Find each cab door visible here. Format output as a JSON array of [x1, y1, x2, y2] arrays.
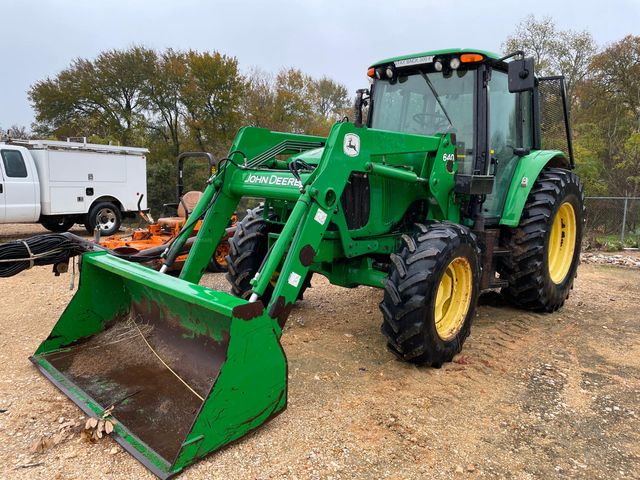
[[482, 69, 533, 221], [0, 148, 39, 222]]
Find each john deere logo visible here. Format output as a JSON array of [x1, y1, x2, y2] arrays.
[[244, 174, 302, 188], [343, 134, 360, 157]]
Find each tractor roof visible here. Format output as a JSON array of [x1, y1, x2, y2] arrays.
[[371, 48, 500, 68]]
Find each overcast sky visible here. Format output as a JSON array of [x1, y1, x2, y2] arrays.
[[1, 0, 638, 130]]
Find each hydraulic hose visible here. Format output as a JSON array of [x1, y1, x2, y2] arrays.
[[0, 226, 235, 279], [0, 234, 86, 278]]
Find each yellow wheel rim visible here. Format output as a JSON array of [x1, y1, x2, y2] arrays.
[[434, 257, 473, 341], [547, 202, 577, 284]]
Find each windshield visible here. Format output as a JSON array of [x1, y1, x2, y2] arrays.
[[370, 70, 475, 174]]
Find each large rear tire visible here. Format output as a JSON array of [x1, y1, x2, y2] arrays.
[[498, 168, 584, 312], [379, 222, 481, 367], [226, 206, 310, 303]]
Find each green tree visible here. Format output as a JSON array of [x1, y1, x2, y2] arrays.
[[242, 67, 276, 128], [576, 35, 640, 195], [146, 158, 176, 217], [572, 122, 608, 195], [28, 46, 351, 214], [271, 68, 315, 133], [313, 77, 350, 120], [144, 49, 188, 157], [29, 46, 156, 145], [181, 51, 245, 156], [621, 133, 640, 196], [588, 35, 640, 130]]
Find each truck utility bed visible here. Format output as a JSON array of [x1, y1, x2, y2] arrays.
[[12, 140, 148, 216], [0, 139, 148, 232]]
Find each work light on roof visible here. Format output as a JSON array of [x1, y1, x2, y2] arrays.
[[385, 66, 395, 79]]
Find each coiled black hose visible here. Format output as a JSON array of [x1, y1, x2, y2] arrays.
[[0, 229, 219, 278], [0, 234, 86, 278]]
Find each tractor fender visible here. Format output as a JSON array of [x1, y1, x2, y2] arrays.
[[499, 150, 568, 227]]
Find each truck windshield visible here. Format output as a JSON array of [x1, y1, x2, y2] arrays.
[[370, 70, 475, 174]]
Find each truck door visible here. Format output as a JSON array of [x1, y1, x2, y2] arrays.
[[0, 162, 5, 222], [0, 148, 39, 222]]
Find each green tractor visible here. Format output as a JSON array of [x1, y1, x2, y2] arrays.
[[31, 48, 583, 478]]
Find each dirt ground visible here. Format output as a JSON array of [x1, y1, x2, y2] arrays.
[[0, 224, 638, 479]]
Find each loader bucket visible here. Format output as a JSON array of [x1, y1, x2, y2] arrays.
[[31, 251, 287, 479]]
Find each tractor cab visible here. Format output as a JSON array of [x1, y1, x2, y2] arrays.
[[363, 48, 573, 226]]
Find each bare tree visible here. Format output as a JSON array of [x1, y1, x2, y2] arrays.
[[1, 125, 31, 139], [503, 15, 558, 75], [504, 15, 597, 108]]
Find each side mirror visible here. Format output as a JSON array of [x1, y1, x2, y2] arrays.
[[354, 88, 369, 128], [508, 57, 535, 92]]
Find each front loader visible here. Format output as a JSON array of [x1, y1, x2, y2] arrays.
[[31, 48, 584, 478]]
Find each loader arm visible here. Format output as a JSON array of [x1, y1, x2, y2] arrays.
[[181, 123, 451, 332]]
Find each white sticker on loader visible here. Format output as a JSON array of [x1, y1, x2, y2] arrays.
[[343, 133, 360, 157], [314, 209, 328, 225], [288, 271, 301, 288]]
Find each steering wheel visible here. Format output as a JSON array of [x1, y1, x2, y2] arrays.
[[412, 112, 450, 131]]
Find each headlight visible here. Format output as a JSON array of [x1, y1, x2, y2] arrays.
[[385, 66, 395, 79], [434, 60, 443, 72], [449, 57, 461, 70]]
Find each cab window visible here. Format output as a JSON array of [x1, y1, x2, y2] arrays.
[[371, 69, 476, 175], [1, 150, 28, 178]]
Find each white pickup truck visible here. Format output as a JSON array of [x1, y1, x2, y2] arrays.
[[0, 139, 148, 235]]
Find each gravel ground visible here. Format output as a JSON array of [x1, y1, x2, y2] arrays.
[[0, 224, 638, 479]]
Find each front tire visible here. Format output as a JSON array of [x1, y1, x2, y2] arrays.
[[41, 216, 75, 233], [85, 202, 122, 236], [498, 168, 584, 312], [226, 206, 273, 299], [380, 223, 481, 367], [226, 206, 310, 304]]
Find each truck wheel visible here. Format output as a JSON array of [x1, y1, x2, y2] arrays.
[[379, 223, 481, 367], [85, 202, 122, 236], [499, 168, 584, 312], [226, 206, 310, 304], [207, 240, 230, 272], [41, 216, 75, 233]]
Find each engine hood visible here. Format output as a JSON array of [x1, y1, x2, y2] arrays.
[[288, 147, 324, 165]]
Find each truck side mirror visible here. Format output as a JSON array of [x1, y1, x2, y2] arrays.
[[508, 57, 535, 92]]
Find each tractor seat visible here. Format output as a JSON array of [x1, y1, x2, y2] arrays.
[[157, 191, 203, 228]]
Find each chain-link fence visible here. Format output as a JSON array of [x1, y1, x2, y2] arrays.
[[584, 197, 640, 248]]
